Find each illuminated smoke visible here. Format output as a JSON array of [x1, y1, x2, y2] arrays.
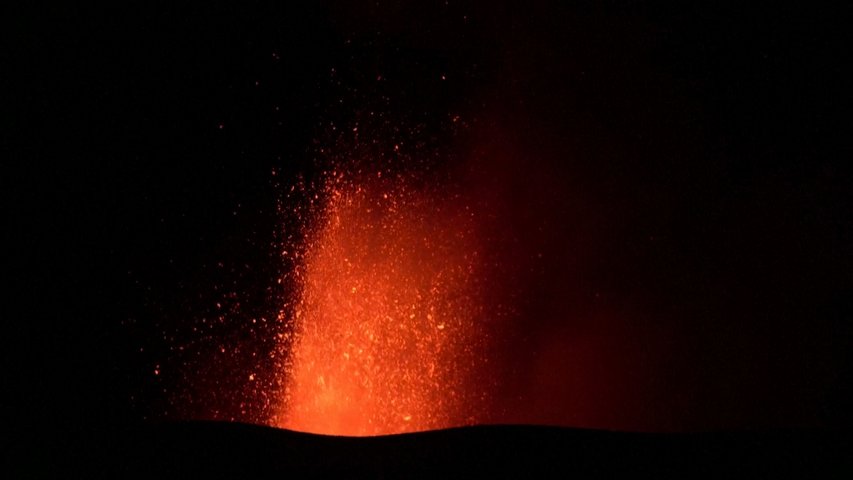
[[273, 166, 491, 436]]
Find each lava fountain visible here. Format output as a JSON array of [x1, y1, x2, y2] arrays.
[[274, 167, 492, 436]]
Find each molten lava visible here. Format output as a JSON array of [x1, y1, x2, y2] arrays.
[[274, 169, 490, 436]]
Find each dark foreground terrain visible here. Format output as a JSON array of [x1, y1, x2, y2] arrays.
[[13, 422, 852, 477]]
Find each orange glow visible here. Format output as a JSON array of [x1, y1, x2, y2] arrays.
[[273, 169, 489, 436]]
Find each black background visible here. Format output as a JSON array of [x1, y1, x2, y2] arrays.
[[4, 0, 851, 461]]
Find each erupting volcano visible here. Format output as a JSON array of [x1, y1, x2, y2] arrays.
[[273, 166, 493, 436]]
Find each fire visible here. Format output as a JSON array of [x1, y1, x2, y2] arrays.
[[273, 168, 489, 436]]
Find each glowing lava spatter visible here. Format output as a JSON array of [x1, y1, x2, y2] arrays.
[[274, 168, 490, 436]]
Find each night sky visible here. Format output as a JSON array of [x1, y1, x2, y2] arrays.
[[5, 0, 851, 451]]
